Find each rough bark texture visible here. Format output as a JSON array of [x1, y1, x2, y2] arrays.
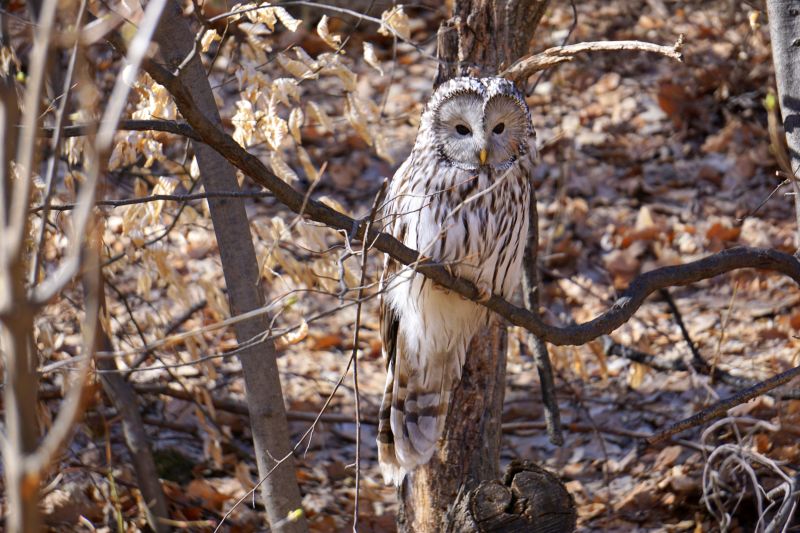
[[398, 322, 508, 531], [1, 308, 41, 533], [436, 0, 549, 78], [448, 461, 575, 532], [400, 2, 575, 531], [152, 3, 307, 531], [768, 2, 800, 175]]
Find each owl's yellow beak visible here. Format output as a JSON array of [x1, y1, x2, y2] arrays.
[[479, 148, 488, 165]]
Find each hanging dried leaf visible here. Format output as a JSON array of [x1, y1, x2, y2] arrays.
[[378, 6, 411, 40], [307, 101, 333, 133], [296, 146, 321, 182], [273, 6, 302, 32], [272, 77, 300, 105], [200, 29, 221, 53], [362, 42, 383, 75], [277, 52, 316, 80], [269, 152, 299, 184], [317, 15, 341, 50], [345, 93, 372, 146], [231, 99, 259, 146], [321, 57, 357, 92], [288, 107, 304, 144], [261, 113, 288, 151], [275, 319, 309, 350]]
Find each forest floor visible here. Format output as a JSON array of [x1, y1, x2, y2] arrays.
[[22, 1, 800, 531]]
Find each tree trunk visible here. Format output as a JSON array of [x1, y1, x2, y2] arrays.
[[767, 0, 800, 253], [398, 321, 508, 532], [93, 278, 170, 533], [399, 2, 576, 531], [151, 4, 308, 531], [1, 3, 45, 530]]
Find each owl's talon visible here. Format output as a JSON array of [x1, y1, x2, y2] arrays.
[[475, 280, 493, 303]]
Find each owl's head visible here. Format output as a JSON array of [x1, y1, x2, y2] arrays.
[[421, 76, 534, 171]]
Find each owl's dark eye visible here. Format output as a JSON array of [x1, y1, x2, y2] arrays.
[[455, 124, 471, 136], [493, 123, 505, 134]]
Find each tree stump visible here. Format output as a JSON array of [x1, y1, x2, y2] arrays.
[[448, 461, 577, 533]]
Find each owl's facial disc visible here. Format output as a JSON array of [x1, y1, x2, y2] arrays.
[[483, 94, 529, 167], [432, 92, 486, 169]]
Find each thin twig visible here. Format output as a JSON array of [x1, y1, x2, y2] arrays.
[[29, 190, 273, 213], [522, 189, 562, 445], [350, 179, 387, 532], [29, 0, 87, 286], [659, 288, 707, 370], [40, 119, 202, 140], [647, 363, 800, 444], [710, 281, 739, 385]]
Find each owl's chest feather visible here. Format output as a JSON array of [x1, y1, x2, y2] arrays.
[[393, 161, 529, 292]]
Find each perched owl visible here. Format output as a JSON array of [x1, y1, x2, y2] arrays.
[[377, 76, 536, 485]]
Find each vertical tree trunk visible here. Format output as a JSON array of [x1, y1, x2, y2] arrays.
[[151, 3, 308, 531], [1, 3, 47, 530], [93, 278, 170, 533], [767, 0, 800, 251], [400, 2, 575, 531], [398, 322, 508, 531], [1, 307, 41, 533]]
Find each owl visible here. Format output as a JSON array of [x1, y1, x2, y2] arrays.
[[377, 76, 536, 485]]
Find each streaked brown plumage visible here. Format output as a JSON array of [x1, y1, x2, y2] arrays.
[[377, 77, 536, 485]]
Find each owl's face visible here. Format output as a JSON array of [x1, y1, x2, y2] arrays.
[[425, 77, 533, 171]]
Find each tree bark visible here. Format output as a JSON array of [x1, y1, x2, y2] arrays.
[[398, 321, 508, 532], [1, 3, 46, 531], [447, 461, 575, 532], [767, 0, 800, 251], [151, 3, 308, 531], [93, 278, 170, 533], [437, 0, 550, 79], [400, 2, 575, 531]]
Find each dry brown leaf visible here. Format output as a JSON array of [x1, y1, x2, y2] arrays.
[[316, 15, 341, 50]]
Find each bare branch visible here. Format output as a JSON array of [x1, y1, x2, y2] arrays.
[[30, 0, 168, 307], [501, 36, 684, 83], [6, 0, 58, 257], [41, 119, 202, 141], [30, 190, 273, 213], [647, 363, 800, 445], [30, 0, 86, 286], [522, 190, 562, 445], [351, 179, 386, 532], [27, 242, 99, 494]]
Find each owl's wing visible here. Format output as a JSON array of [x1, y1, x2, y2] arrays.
[[377, 159, 412, 485], [377, 157, 412, 370], [379, 258, 398, 371]]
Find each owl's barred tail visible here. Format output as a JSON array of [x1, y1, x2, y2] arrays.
[[377, 351, 455, 486]]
